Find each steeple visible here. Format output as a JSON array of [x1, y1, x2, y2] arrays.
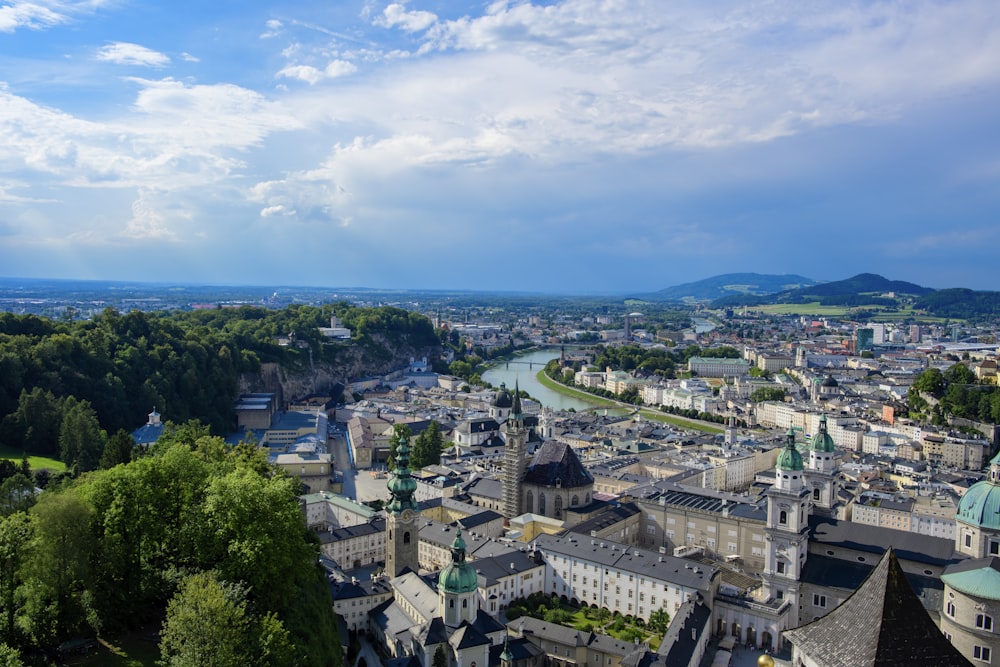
[[438, 527, 479, 627], [387, 434, 419, 514], [385, 433, 420, 577], [502, 381, 528, 519]]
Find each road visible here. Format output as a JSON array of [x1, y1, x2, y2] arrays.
[[329, 431, 388, 503]]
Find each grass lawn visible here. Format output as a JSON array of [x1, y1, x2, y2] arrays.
[[0, 443, 66, 472], [754, 303, 849, 316], [65, 633, 160, 667]]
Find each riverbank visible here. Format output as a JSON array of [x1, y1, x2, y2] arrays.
[[535, 370, 724, 435]]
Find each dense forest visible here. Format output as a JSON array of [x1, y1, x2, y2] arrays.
[[908, 364, 1000, 425], [0, 304, 437, 472], [0, 425, 342, 665]]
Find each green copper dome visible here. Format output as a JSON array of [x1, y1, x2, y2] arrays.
[[776, 428, 804, 471], [957, 453, 1000, 530], [811, 415, 836, 453], [438, 528, 479, 594]]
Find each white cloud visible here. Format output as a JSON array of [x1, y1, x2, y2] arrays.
[[375, 2, 437, 33], [277, 59, 358, 84], [97, 42, 170, 68], [121, 191, 176, 240], [0, 2, 64, 32]]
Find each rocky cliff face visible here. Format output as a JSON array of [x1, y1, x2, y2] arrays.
[[238, 339, 438, 405]]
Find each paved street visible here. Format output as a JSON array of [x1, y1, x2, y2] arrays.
[[330, 431, 388, 503]]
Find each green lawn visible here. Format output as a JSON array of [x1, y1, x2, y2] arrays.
[[0, 444, 66, 472], [65, 633, 160, 667]]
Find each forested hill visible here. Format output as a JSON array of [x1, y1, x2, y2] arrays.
[[638, 273, 818, 302], [0, 303, 438, 472]]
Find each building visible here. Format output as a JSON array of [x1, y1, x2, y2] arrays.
[[687, 357, 752, 378], [502, 389, 595, 521], [385, 434, 421, 578]]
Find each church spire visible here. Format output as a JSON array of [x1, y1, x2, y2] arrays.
[[387, 433, 418, 514]]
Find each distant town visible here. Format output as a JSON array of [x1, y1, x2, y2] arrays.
[[3, 273, 997, 666]]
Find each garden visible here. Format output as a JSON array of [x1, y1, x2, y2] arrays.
[[505, 593, 670, 651]]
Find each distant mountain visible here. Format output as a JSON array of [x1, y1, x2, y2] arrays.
[[712, 273, 934, 308], [638, 273, 819, 302], [782, 273, 933, 298]]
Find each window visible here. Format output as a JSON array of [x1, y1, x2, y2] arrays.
[[779, 510, 788, 525], [404, 531, 411, 544], [646, 526, 656, 535], [813, 594, 827, 608], [813, 488, 820, 500], [947, 601, 956, 618], [966, 534, 973, 548], [977, 614, 994, 631], [777, 562, 785, 574], [991, 541, 1000, 556], [974, 646, 991, 662]]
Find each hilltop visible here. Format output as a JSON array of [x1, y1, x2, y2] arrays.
[[637, 273, 819, 302]]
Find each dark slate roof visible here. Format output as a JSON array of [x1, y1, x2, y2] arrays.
[[416, 617, 450, 645], [800, 553, 944, 613], [523, 441, 594, 488], [472, 551, 542, 586], [471, 608, 506, 636], [566, 503, 640, 537], [808, 516, 961, 567], [662, 598, 711, 665], [386, 656, 422, 667], [489, 637, 543, 664], [784, 549, 972, 667], [450, 622, 491, 649]]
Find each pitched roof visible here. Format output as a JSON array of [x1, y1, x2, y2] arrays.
[[784, 549, 972, 667], [523, 441, 594, 488], [449, 622, 491, 650]]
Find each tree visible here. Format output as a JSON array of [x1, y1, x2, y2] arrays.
[[912, 368, 945, 397], [411, 421, 443, 469], [0, 474, 35, 516], [0, 512, 35, 646], [19, 490, 95, 644], [99, 429, 135, 469], [159, 571, 253, 667], [433, 645, 448, 667], [387, 424, 412, 472], [750, 387, 787, 403], [59, 397, 106, 472], [0, 644, 23, 667], [648, 608, 670, 634]]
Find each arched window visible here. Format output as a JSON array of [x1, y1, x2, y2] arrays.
[[526, 490, 534, 513], [555, 495, 564, 519], [450, 599, 454, 608], [779, 510, 788, 525], [812, 488, 820, 501], [572, 495, 580, 507], [463, 599, 468, 608], [539, 493, 546, 516], [404, 531, 411, 544], [586, 493, 590, 504]]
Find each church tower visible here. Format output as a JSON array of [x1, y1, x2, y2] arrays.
[[386, 434, 420, 577], [438, 528, 480, 627], [763, 428, 810, 628], [502, 383, 527, 519], [804, 414, 839, 515]]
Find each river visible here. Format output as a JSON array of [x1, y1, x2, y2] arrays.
[[481, 348, 599, 412]]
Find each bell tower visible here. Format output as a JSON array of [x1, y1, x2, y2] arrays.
[[502, 383, 527, 519], [385, 434, 420, 577], [763, 428, 810, 628]]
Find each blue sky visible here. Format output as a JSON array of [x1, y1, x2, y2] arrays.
[[1, 0, 998, 294]]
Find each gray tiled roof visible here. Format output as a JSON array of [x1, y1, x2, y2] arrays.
[[533, 533, 717, 591], [784, 549, 971, 667], [523, 441, 594, 488]]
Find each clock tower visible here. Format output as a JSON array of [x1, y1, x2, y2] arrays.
[[386, 434, 420, 577]]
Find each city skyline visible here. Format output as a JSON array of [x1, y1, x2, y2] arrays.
[[1, 0, 999, 293]]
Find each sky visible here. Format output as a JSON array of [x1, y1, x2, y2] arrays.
[[1, 0, 999, 294]]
